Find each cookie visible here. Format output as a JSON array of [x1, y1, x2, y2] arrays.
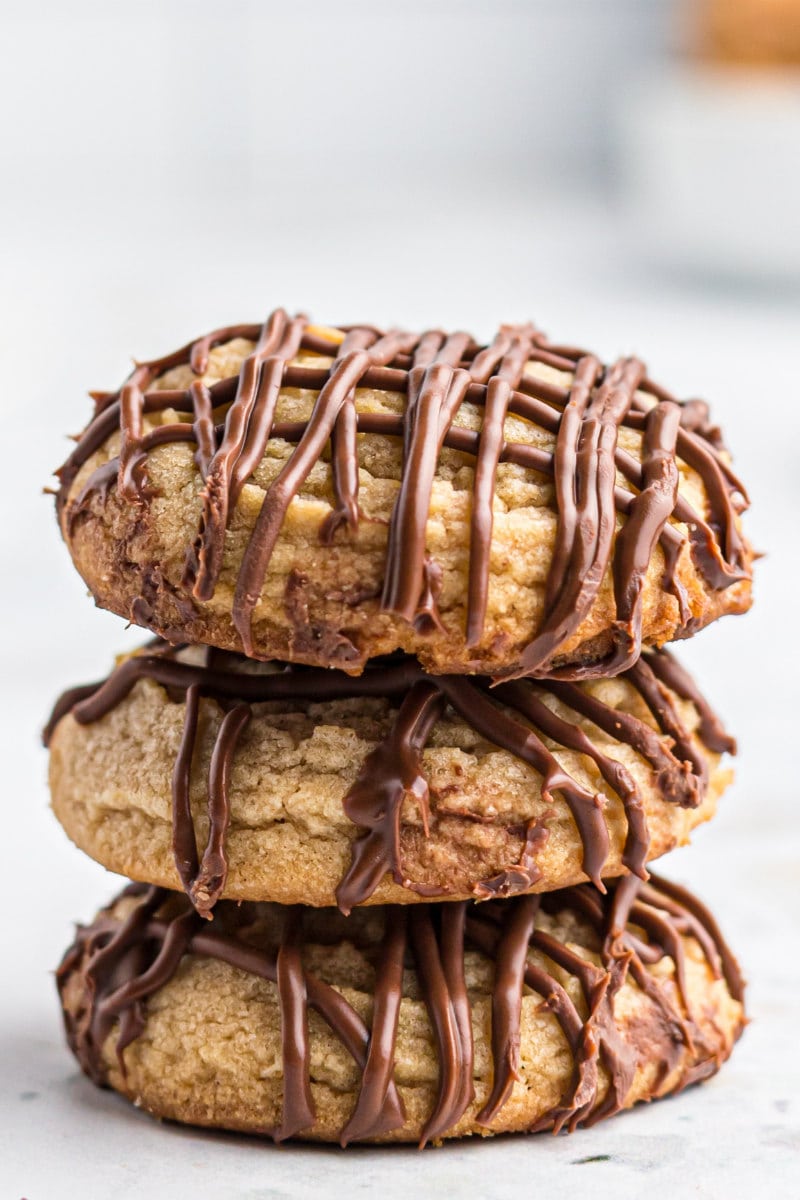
[[55, 313, 752, 678], [46, 642, 734, 914], [56, 873, 745, 1146]]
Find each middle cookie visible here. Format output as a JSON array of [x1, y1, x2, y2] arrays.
[[46, 643, 733, 914]]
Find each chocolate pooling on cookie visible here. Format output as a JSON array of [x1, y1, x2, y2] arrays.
[[55, 312, 749, 678], [56, 875, 744, 1145], [45, 643, 733, 917]]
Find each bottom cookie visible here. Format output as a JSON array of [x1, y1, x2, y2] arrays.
[[57, 875, 745, 1146]]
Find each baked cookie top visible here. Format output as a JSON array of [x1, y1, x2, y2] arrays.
[[46, 641, 734, 914], [55, 312, 752, 677], [57, 875, 745, 1145]]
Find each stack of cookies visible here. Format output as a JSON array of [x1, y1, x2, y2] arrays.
[[47, 313, 751, 1145]]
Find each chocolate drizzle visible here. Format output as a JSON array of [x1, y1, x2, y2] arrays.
[[55, 312, 750, 678], [45, 642, 732, 916], [56, 875, 745, 1145]]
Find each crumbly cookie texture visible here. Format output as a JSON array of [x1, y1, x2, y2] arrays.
[[58, 320, 753, 676], [57, 881, 745, 1145], [48, 649, 731, 908]]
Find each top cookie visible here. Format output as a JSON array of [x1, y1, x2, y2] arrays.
[[56, 311, 753, 677]]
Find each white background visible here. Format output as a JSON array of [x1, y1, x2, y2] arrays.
[[1, 2, 798, 1197]]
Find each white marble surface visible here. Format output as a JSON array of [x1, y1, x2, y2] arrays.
[[1, 186, 799, 1198]]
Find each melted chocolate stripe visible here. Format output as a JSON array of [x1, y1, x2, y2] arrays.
[[118, 380, 148, 501], [409, 907, 473, 1146], [520, 957, 600, 1132], [437, 331, 475, 369], [43, 680, 104, 743], [46, 643, 730, 915], [673, 426, 746, 568], [466, 377, 511, 647], [275, 909, 315, 1141], [189, 324, 265, 374], [475, 326, 537, 386], [603, 400, 681, 674], [603, 869, 642, 948], [506, 358, 646, 679], [476, 895, 538, 1124], [190, 702, 251, 918], [171, 684, 201, 893], [340, 908, 409, 1145], [438, 903, 475, 1125], [628, 953, 695, 1059], [411, 329, 444, 367], [545, 355, 603, 610], [336, 683, 445, 914], [321, 388, 361, 545], [381, 363, 472, 623], [231, 353, 304, 502], [469, 329, 519, 383], [189, 381, 215, 479], [591, 981, 638, 1127]]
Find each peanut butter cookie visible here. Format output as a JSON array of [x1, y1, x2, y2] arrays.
[[55, 313, 752, 677], [57, 874, 745, 1145], [46, 642, 734, 913]]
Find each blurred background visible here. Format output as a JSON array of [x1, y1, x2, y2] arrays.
[[1, 1, 798, 1195]]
